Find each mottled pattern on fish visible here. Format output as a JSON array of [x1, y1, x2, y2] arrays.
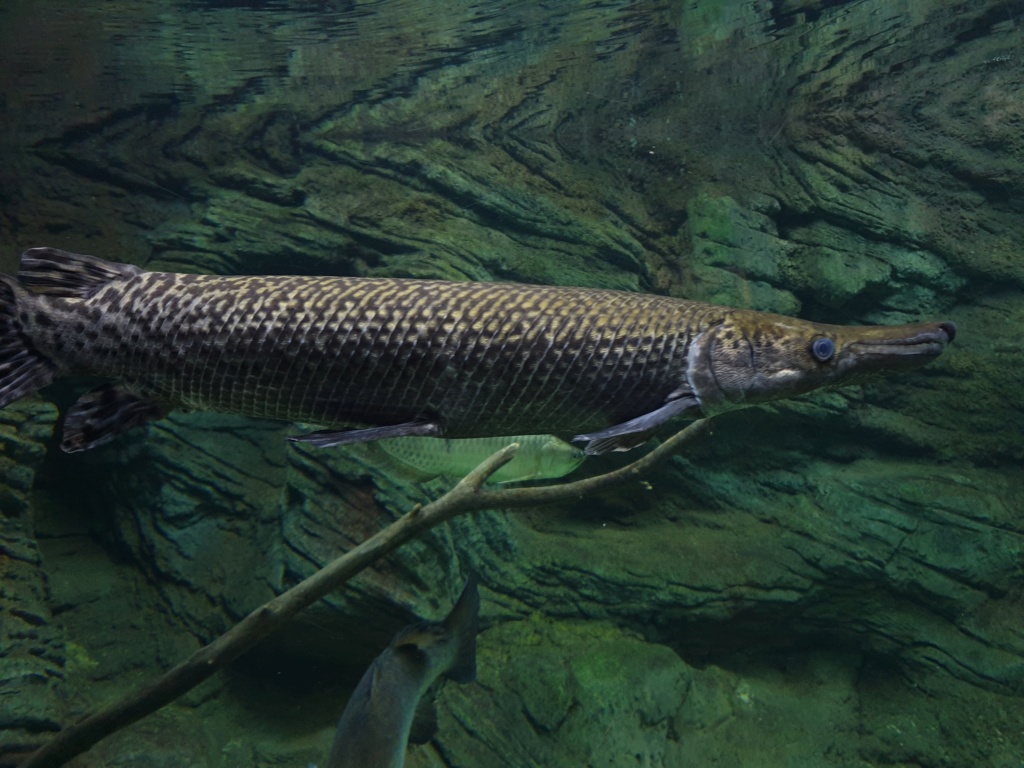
[[25, 270, 722, 436], [0, 247, 955, 454]]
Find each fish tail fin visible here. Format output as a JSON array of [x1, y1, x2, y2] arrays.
[[17, 247, 140, 298], [442, 576, 480, 684], [0, 275, 58, 408]]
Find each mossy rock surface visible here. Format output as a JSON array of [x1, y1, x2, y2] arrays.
[[1, 0, 1022, 765]]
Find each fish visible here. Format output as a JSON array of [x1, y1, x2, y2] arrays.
[[370, 434, 586, 484], [0, 247, 956, 455], [325, 578, 479, 768]]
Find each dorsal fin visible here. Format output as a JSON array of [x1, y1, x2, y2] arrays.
[[17, 247, 140, 299], [442, 577, 480, 684]]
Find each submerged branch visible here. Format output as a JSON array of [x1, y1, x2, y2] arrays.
[[20, 418, 712, 768]]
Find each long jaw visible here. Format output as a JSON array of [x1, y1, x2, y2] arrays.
[[836, 321, 957, 379]]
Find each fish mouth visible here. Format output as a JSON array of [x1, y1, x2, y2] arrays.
[[844, 321, 956, 371]]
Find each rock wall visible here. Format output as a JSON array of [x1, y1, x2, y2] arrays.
[[0, 403, 61, 765], [1, 0, 1022, 766]]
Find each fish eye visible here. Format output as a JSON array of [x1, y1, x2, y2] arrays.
[[811, 337, 835, 362]]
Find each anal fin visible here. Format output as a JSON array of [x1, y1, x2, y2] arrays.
[[573, 395, 698, 455], [288, 419, 442, 448], [61, 384, 165, 453]]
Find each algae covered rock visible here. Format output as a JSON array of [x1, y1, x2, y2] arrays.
[[0, 0, 1022, 766], [687, 190, 801, 315], [0, 401, 62, 764], [423, 619, 691, 767]]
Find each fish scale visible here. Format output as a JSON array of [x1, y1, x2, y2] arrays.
[[48, 272, 685, 432], [0, 247, 955, 454]]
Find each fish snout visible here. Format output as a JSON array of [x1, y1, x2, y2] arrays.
[[887, 321, 956, 346], [841, 320, 956, 374]]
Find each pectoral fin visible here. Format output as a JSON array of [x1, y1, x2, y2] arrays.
[[288, 419, 442, 448], [61, 384, 165, 453], [573, 395, 699, 455], [408, 691, 439, 745]]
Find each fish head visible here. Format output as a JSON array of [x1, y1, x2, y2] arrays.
[[537, 436, 587, 476], [686, 310, 956, 414], [390, 622, 449, 672], [387, 578, 480, 686]]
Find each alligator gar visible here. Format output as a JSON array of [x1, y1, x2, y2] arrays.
[[0, 247, 956, 454]]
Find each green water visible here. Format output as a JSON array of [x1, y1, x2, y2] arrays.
[[1, 1, 1022, 766]]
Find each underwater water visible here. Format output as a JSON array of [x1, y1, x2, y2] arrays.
[[1, 0, 1023, 766]]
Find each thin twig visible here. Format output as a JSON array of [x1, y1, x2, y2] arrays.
[[19, 418, 712, 768]]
